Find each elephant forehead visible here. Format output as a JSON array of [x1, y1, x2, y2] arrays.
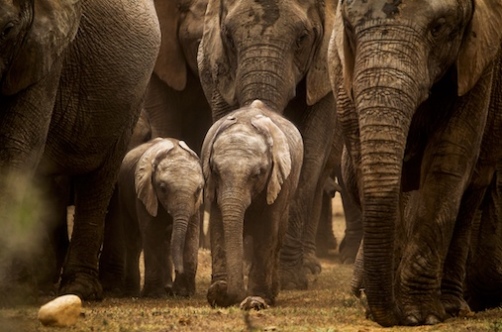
[[343, 0, 463, 25], [156, 156, 203, 180], [215, 128, 267, 150]]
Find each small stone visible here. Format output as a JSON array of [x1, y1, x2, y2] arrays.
[[37, 294, 82, 327]]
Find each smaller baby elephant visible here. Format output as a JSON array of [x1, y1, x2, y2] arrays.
[[117, 138, 204, 298], [202, 100, 304, 310]]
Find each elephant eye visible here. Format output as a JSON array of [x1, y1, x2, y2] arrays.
[[296, 30, 309, 48], [1, 22, 14, 39], [430, 17, 447, 37], [158, 182, 168, 194]]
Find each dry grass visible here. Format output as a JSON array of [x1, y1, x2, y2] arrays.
[[1, 198, 502, 331]]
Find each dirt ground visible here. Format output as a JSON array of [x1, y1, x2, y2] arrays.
[[1, 197, 502, 331]]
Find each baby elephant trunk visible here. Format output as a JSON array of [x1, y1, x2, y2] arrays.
[[170, 213, 190, 275]]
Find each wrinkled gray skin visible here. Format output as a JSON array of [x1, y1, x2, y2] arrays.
[[202, 101, 304, 309], [145, 0, 211, 153], [99, 109, 154, 296], [329, 0, 502, 326], [465, 161, 502, 311], [0, 0, 160, 304], [113, 138, 203, 298], [198, 0, 337, 291]]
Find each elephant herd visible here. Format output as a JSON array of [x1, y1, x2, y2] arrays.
[[1, 0, 502, 328]]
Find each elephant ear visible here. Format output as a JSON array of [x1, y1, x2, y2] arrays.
[[198, 0, 236, 106], [135, 139, 176, 216], [456, 0, 502, 96], [331, 2, 355, 101], [153, 0, 187, 91], [250, 108, 292, 205], [2, 0, 82, 95], [201, 114, 238, 203], [306, 0, 337, 106], [178, 140, 199, 159]]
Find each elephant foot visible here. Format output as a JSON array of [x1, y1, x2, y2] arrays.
[[339, 235, 360, 264], [441, 294, 473, 318], [207, 280, 244, 307], [142, 284, 168, 298], [280, 263, 308, 290], [303, 252, 322, 275], [170, 273, 196, 297], [59, 271, 103, 301], [399, 296, 446, 326], [239, 296, 270, 311]]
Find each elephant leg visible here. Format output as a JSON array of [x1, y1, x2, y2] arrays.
[[337, 168, 363, 265], [207, 204, 229, 307], [59, 145, 130, 300], [246, 213, 282, 307], [440, 185, 487, 317], [0, 63, 64, 306], [280, 94, 336, 289], [465, 169, 502, 311], [142, 218, 169, 298], [315, 187, 337, 258], [99, 186, 126, 296], [172, 213, 199, 297]]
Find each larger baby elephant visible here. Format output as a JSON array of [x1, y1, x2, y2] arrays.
[[117, 138, 204, 298], [202, 100, 304, 309]]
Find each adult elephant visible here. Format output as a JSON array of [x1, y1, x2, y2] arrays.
[[0, 0, 160, 304], [329, 0, 502, 326], [145, 0, 211, 153], [198, 0, 337, 290]]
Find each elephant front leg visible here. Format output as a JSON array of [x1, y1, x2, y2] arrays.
[[245, 211, 285, 309], [280, 95, 336, 289], [59, 147, 127, 300], [397, 161, 477, 324]]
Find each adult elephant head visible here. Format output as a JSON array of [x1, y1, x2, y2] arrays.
[[198, 0, 337, 292], [198, 0, 334, 117], [329, 0, 502, 327]]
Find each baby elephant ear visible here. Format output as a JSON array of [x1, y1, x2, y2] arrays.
[[201, 115, 238, 203], [2, 0, 82, 95], [251, 114, 292, 205], [178, 141, 199, 158], [135, 139, 175, 216]]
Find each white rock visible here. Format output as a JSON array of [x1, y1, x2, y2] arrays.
[[37, 294, 82, 327]]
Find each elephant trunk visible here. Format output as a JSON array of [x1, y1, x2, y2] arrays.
[[170, 209, 191, 275], [352, 22, 429, 327], [219, 194, 247, 304], [236, 42, 295, 112]]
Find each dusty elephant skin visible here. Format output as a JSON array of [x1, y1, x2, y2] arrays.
[[103, 138, 204, 298], [201, 100, 304, 309], [329, 0, 502, 327], [0, 0, 160, 305], [198, 0, 338, 291]]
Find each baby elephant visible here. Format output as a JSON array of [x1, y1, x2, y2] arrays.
[[118, 138, 204, 298], [202, 100, 304, 309]]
